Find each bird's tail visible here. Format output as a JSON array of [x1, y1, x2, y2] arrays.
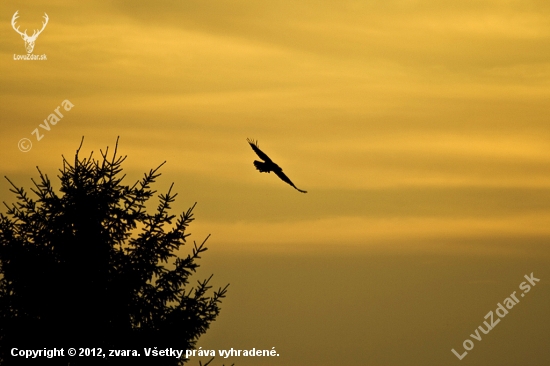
[[253, 160, 271, 173]]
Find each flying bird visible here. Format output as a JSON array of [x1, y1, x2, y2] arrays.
[[247, 138, 307, 193]]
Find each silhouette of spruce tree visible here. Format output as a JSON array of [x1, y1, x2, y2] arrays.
[[0, 139, 228, 366]]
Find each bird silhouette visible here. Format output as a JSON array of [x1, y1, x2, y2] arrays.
[[247, 138, 307, 193]]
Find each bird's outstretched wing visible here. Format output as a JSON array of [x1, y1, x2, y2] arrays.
[[247, 138, 272, 163], [274, 170, 307, 193]]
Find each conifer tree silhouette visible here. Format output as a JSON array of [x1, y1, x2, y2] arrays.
[[0, 139, 229, 366]]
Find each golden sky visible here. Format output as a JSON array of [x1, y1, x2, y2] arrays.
[[1, 0, 549, 365]]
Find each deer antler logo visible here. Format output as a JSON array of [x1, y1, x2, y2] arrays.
[[11, 11, 49, 54]]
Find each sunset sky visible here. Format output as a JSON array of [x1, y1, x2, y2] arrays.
[[1, 0, 549, 365]]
